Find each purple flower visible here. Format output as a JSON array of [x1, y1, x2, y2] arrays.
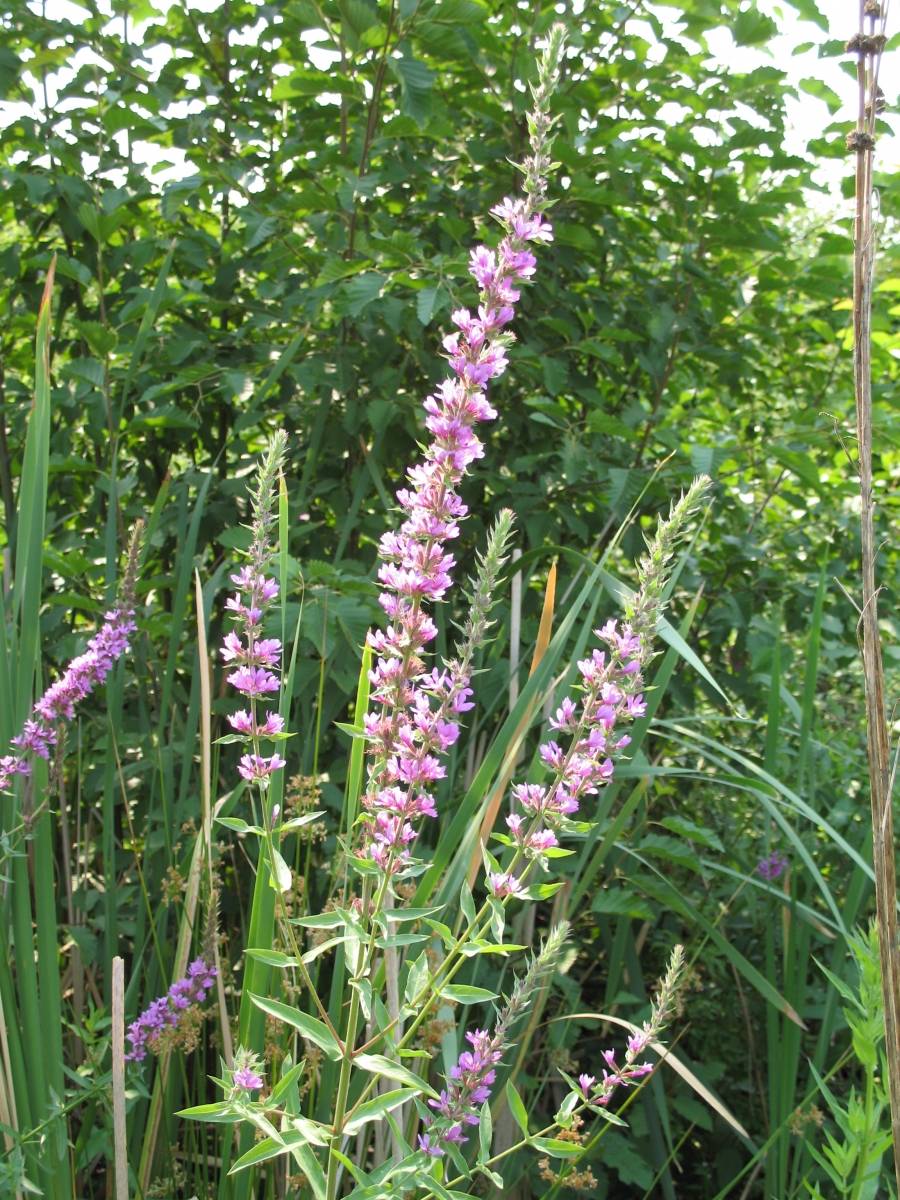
[[228, 711, 285, 738], [11, 720, 56, 760], [510, 617, 648, 842], [487, 872, 522, 898], [220, 444, 289, 796], [356, 184, 560, 878], [577, 1074, 595, 1098], [233, 1067, 263, 1092], [227, 666, 280, 696], [1, 529, 142, 793], [424, 1026, 506, 1153], [238, 753, 286, 783], [418, 1133, 443, 1157], [757, 852, 788, 881], [126, 959, 217, 1063]]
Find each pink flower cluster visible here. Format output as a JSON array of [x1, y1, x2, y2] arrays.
[[0, 601, 137, 792], [489, 618, 648, 893], [233, 1066, 263, 1091], [361, 198, 555, 875], [757, 851, 788, 881], [125, 958, 217, 1062], [576, 1028, 655, 1109], [419, 1028, 503, 1156], [223, 565, 285, 784]]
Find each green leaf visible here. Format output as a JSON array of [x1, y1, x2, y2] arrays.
[[785, 0, 829, 30], [302, 936, 348, 963], [269, 1061, 307, 1107], [230, 1136, 292, 1173], [73, 319, 117, 358], [315, 257, 372, 287], [245, 215, 278, 250], [292, 1144, 326, 1200], [440, 985, 498, 1005], [799, 77, 842, 115], [416, 285, 447, 325], [375, 933, 428, 949], [354, 1053, 437, 1097], [591, 888, 655, 920], [478, 1100, 492, 1164], [384, 905, 447, 923], [459, 881, 476, 927], [178, 1101, 237, 1123], [463, 942, 527, 955], [344, 1089, 418, 1135], [392, 56, 434, 128], [249, 995, 342, 1060], [812, 957, 865, 1014], [268, 848, 293, 891], [277, 811, 325, 832], [506, 1081, 530, 1138], [216, 816, 264, 835], [530, 1137, 583, 1159], [291, 910, 351, 929], [404, 953, 429, 1005], [246, 949, 298, 969], [658, 815, 724, 853], [342, 272, 385, 316]]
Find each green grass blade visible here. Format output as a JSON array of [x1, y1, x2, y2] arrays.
[[764, 621, 781, 776], [797, 560, 826, 791], [12, 259, 54, 726], [657, 721, 871, 919], [31, 754, 71, 1199], [139, 464, 171, 571], [631, 856, 806, 1027], [344, 644, 372, 841]]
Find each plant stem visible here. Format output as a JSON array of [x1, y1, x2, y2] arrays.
[[850, 0, 900, 1187]]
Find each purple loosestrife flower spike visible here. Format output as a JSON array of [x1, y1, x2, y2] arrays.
[[222, 433, 287, 791], [506, 476, 712, 876], [125, 958, 217, 1062], [584, 945, 684, 1111], [0, 521, 144, 793], [359, 26, 568, 877], [422, 923, 569, 1154]]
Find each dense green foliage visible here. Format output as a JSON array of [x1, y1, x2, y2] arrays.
[[1, 0, 900, 1195]]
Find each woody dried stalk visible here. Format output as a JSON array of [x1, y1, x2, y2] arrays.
[[849, 0, 900, 1185]]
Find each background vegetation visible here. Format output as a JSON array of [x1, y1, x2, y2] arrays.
[[0, 0, 899, 1194]]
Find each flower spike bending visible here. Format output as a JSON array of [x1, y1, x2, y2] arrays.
[[421, 923, 570, 1155], [0, 520, 144, 792], [503, 476, 713, 875]]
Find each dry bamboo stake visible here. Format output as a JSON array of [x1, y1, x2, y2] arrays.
[[112, 955, 128, 1200], [849, 0, 900, 1185]]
